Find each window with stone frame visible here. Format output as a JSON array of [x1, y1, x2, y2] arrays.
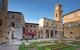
[[68, 24, 72, 27], [26, 30, 28, 32], [78, 22, 80, 26], [34, 25, 36, 27], [56, 13, 57, 17], [52, 24, 55, 27], [74, 22, 78, 27], [34, 30, 36, 32], [46, 23, 49, 27], [11, 22, 15, 27], [12, 14, 15, 18], [55, 31, 57, 35], [70, 32, 73, 34], [75, 37, 78, 40], [78, 36, 80, 38], [11, 33, 14, 39], [41, 30, 43, 33], [26, 25, 28, 27], [0, 19, 2, 26], [30, 30, 32, 32], [30, 25, 32, 27]]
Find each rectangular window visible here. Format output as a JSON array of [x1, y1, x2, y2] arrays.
[[26, 25, 28, 27], [34, 25, 36, 27], [78, 23, 80, 26], [30, 30, 32, 32], [52, 24, 55, 27], [34, 30, 35, 32], [26, 30, 28, 32], [70, 32, 73, 34], [0, 20, 2, 26], [68, 24, 73, 27], [46, 23, 49, 27], [56, 13, 57, 17], [12, 14, 15, 18], [11, 23, 15, 27], [31, 25, 32, 27], [78, 22, 80, 26]]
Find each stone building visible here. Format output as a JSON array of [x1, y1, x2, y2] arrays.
[[0, 0, 8, 43], [63, 9, 80, 23], [55, 3, 62, 22], [39, 17, 63, 39], [63, 9, 80, 40], [23, 23, 39, 40], [7, 11, 25, 41], [39, 3, 63, 40]]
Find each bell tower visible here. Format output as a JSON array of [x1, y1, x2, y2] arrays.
[[55, 2, 62, 22]]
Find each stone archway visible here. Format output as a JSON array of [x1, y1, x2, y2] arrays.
[[55, 30, 57, 38], [11, 32, 14, 39], [46, 30, 49, 38], [8, 27, 15, 44], [50, 30, 54, 38]]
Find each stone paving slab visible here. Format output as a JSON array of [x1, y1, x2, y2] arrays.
[[0, 45, 18, 50]]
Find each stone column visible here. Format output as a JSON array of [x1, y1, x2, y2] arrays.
[[57, 31, 59, 39], [59, 31, 62, 39], [36, 32, 38, 39], [52, 31, 54, 38], [53, 30, 55, 39], [43, 30, 46, 39]]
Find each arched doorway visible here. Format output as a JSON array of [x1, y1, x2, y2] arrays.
[[11, 30, 15, 39], [11, 33, 14, 39], [55, 30, 57, 38], [46, 30, 49, 38], [51, 30, 54, 38]]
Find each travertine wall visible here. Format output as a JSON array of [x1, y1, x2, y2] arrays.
[[8, 11, 25, 40], [63, 10, 80, 23], [63, 10, 80, 40], [39, 17, 63, 39], [0, 0, 8, 43]]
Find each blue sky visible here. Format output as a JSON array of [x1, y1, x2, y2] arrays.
[[8, 0, 80, 23]]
